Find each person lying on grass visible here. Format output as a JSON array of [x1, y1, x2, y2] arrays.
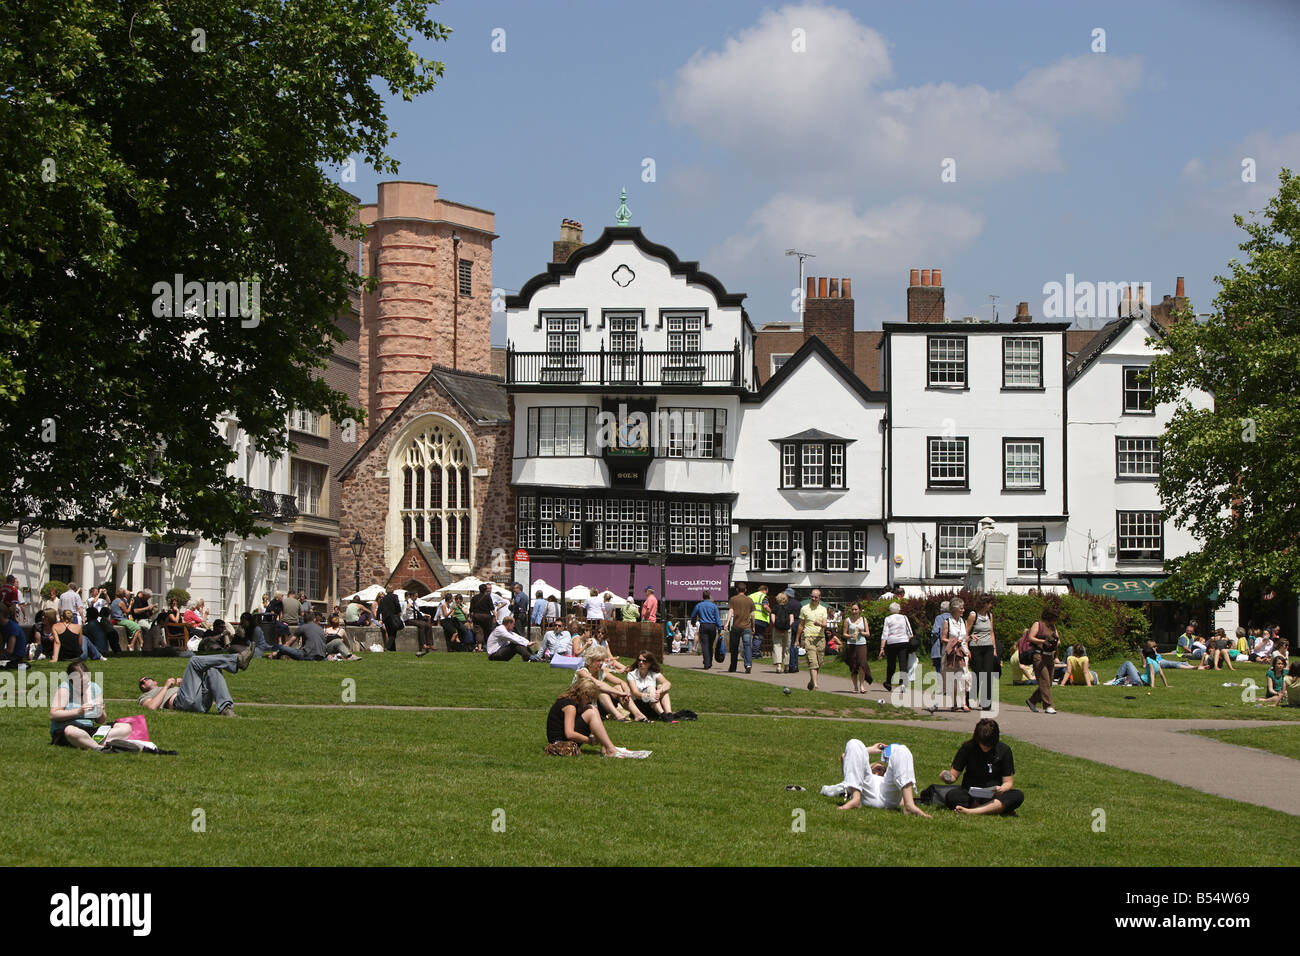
[[625, 652, 674, 722], [1112, 641, 1169, 688], [935, 717, 1025, 815], [573, 646, 634, 721], [832, 739, 931, 817], [544, 675, 650, 759], [137, 644, 254, 716], [50, 662, 161, 752]]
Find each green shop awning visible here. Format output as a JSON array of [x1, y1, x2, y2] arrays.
[[1068, 576, 1166, 601]]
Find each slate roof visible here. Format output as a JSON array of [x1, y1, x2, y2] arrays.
[[336, 364, 508, 480]]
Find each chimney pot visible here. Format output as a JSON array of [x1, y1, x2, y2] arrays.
[[920, 269, 931, 287], [932, 268, 942, 287], [842, 278, 852, 298], [1175, 276, 1185, 297], [818, 277, 828, 298], [910, 269, 920, 287], [806, 276, 816, 301], [828, 278, 839, 298]]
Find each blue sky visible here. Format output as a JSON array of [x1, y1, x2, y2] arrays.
[[341, 0, 1300, 339]]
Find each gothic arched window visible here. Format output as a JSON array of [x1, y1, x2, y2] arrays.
[[397, 422, 473, 564]]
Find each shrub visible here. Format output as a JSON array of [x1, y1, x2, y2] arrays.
[[850, 589, 1144, 659], [165, 587, 191, 608], [41, 581, 68, 601]]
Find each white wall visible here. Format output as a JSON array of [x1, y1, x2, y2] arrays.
[[733, 350, 885, 522], [888, 329, 1066, 519], [507, 238, 752, 387], [1064, 321, 1213, 574]]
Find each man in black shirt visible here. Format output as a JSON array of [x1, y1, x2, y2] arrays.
[[937, 718, 1024, 815], [376, 588, 403, 652]]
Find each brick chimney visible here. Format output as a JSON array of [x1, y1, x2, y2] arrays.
[[907, 266, 945, 323], [1013, 301, 1032, 323], [553, 218, 585, 264], [1151, 276, 1189, 330], [804, 276, 855, 371]]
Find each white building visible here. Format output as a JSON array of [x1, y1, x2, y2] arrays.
[[883, 292, 1072, 594], [732, 336, 890, 598], [505, 219, 752, 610], [0, 414, 293, 623], [1062, 313, 1220, 632]]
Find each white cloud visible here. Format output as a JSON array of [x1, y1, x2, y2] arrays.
[[1173, 130, 1300, 228], [665, 4, 1143, 186], [709, 193, 985, 278]]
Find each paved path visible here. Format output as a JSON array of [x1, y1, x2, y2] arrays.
[[662, 655, 1300, 816]]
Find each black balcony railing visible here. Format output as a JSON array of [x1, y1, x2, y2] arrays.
[[239, 484, 300, 520], [507, 346, 742, 387]]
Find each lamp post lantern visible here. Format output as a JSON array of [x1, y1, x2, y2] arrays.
[[1031, 539, 1047, 593], [553, 511, 574, 618], [350, 531, 364, 595]]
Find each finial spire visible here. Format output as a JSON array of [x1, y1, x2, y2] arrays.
[[615, 187, 631, 226]]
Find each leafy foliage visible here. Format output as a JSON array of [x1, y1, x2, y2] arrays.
[[0, 0, 451, 542], [1148, 169, 1300, 603]]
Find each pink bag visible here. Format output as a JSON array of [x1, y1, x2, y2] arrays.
[[549, 654, 583, 670], [114, 714, 151, 742]]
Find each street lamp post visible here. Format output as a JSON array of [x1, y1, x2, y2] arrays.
[[554, 511, 574, 619], [351, 531, 364, 595], [1031, 539, 1047, 593]]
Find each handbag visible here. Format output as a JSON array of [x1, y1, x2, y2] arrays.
[[714, 635, 726, 663], [549, 654, 583, 670]]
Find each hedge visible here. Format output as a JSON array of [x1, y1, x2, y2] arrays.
[[845, 590, 1147, 660]]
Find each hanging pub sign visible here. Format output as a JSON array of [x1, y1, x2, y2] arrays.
[[600, 398, 654, 487]]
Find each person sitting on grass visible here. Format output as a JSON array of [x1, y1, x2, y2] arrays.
[[486, 615, 535, 662], [1279, 659, 1300, 707], [82, 606, 120, 657], [1259, 656, 1289, 705], [830, 739, 931, 817], [544, 675, 650, 759], [574, 646, 634, 721], [1112, 641, 1168, 688], [1199, 628, 1238, 671], [625, 653, 674, 721], [53, 609, 101, 662], [137, 644, 255, 716], [533, 620, 572, 662], [1249, 630, 1276, 663], [1062, 644, 1098, 686], [324, 613, 362, 659], [935, 717, 1025, 815], [50, 662, 167, 753]]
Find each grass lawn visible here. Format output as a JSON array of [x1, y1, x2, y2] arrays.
[[2, 653, 1294, 866], [812, 650, 1291, 720], [1189, 726, 1300, 761]]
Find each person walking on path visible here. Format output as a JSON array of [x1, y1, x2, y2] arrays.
[[725, 583, 755, 673], [769, 591, 794, 672], [797, 589, 829, 691], [879, 601, 914, 691], [1025, 606, 1061, 714], [641, 587, 658, 624], [748, 583, 770, 663], [929, 601, 951, 675], [941, 597, 972, 711], [966, 594, 999, 711], [691, 591, 721, 669], [842, 602, 872, 693]]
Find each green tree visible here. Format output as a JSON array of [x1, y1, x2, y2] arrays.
[[0, 0, 450, 541], [1149, 168, 1300, 604]]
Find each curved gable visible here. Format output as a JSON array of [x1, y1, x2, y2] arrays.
[[505, 226, 746, 310]]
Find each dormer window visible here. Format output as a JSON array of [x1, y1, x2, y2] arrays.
[[776, 430, 851, 489]]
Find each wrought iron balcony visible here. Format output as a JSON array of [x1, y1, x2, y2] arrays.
[[238, 484, 301, 520], [506, 347, 741, 387]]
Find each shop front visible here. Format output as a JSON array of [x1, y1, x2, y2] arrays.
[[529, 559, 730, 623], [1067, 573, 1211, 648]]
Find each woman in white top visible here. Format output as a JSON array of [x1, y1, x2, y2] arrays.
[[684, 618, 699, 654], [878, 602, 915, 691], [625, 652, 674, 721], [941, 597, 972, 711], [841, 603, 872, 694], [582, 588, 605, 623]]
